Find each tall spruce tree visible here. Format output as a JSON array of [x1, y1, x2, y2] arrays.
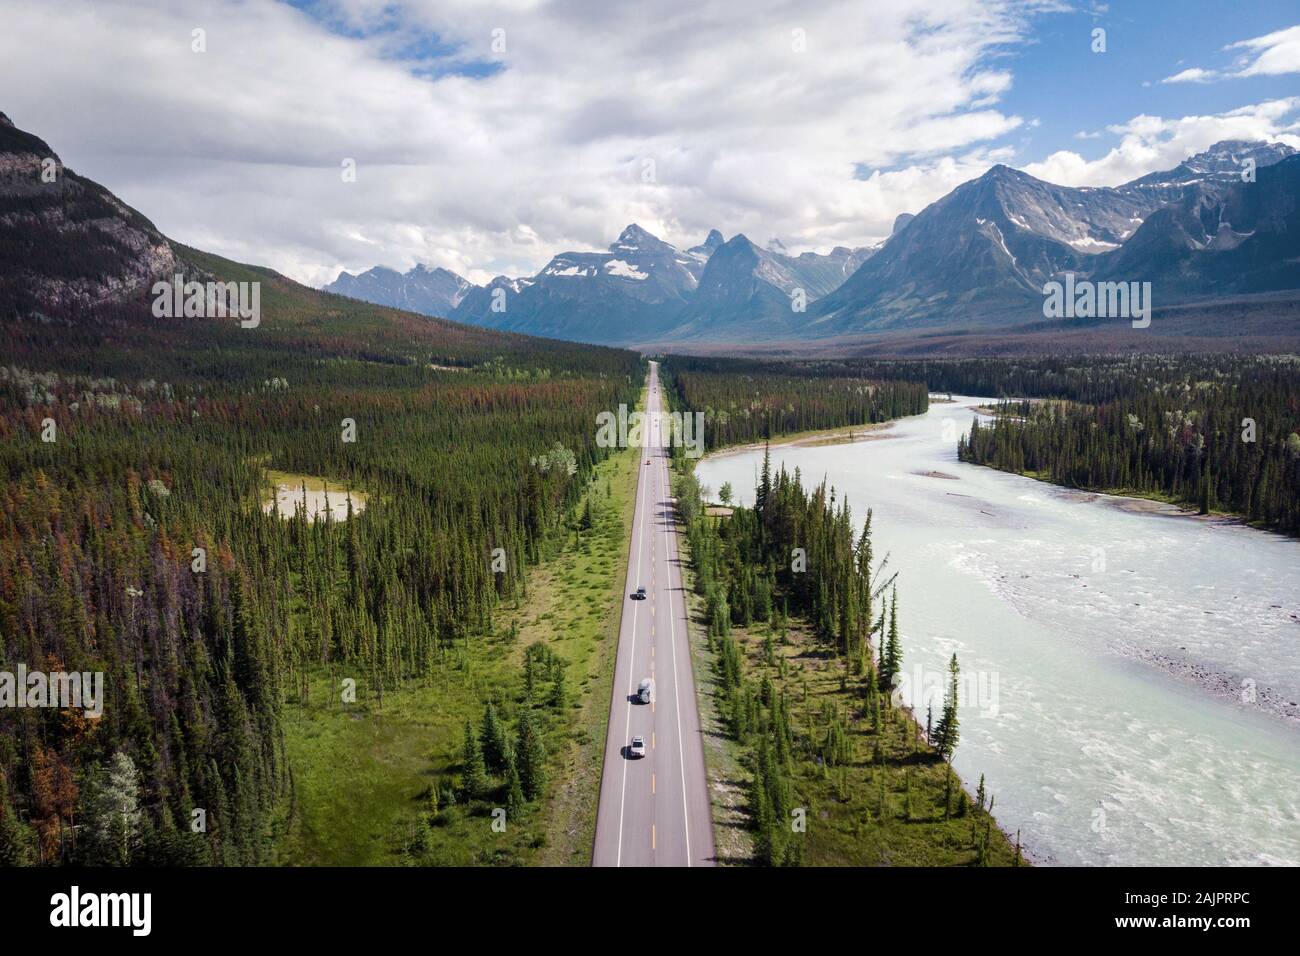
[[480, 702, 509, 773], [461, 720, 489, 801], [515, 710, 546, 801], [932, 653, 961, 760]]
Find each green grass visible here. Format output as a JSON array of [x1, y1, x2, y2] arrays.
[[274, 443, 640, 866]]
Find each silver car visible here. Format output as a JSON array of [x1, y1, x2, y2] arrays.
[[629, 735, 647, 758]]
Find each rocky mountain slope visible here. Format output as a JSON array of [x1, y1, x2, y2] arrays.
[[665, 234, 879, 340], [809, 140, 1297, 335], [1093, 152, 1300, 298], [0, 111, 175, 320]]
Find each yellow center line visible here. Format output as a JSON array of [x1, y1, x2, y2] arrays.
[[651, 825, 656, 850], [652, 773, 656, 795]]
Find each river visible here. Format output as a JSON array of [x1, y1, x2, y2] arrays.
[[694, 396, 1300, 866]]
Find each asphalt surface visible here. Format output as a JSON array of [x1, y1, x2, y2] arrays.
[[592, 362, 715, 867]]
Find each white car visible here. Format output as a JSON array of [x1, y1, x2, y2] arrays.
[[629, 735, 647, 758]]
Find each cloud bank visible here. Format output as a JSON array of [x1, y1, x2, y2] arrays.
[[1, 1, 1297, 287]]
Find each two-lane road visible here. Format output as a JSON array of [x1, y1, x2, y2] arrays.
[[593, 362, 714, 867]]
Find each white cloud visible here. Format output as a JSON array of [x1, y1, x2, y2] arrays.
[[1158, 24, 1300, 87], [0, 0, 1045, 285], [1227, 24, 1300, 78], [1160, 67, 1217, 84], [1023, 98, 1300, 187], [3, 2, 1294, 289]]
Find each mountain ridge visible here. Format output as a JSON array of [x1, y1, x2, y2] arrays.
[[809, 139, 1298, 336], [328, 138, 1298, 344], [5, 108, 1297, 348]]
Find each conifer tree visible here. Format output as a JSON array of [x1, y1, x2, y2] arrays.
[[480, 702, 509, 773], [932, 653, 961, 760], [880, 589, 902, 691], [516, 710, 546, 801], [505, 764, 526, 818], [461, 720, 489, 801], [79, 751, 143, 867], [0, 771, 33, 866]]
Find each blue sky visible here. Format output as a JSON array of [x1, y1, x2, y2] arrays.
[[1, 0, 1296, 285], [1001, 1, 1300, 165]]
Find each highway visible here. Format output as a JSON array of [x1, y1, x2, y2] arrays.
[[592, 361, 715, 867]]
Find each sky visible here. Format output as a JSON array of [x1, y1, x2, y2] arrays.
[[1, 0, 1298, 287]]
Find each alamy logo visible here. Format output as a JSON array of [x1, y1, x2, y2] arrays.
[[596, 404, 705, 458], [1042, 273, 1151, 328], [152, 274, 260, 328], [50, 886, 151, 936], [892, 663, 1000, 717], [0, 664, 103, 718]]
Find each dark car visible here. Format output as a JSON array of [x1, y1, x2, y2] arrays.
[[631, 586, 647, 600]]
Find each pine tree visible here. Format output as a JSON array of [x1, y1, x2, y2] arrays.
[[78, 751, 142, 866], [461, 720, 489, 801], [0, 771, 33, 866], [516, 710, 546, 801], [505, 763, 526, 818], [549, 663, 567, 710], [880, 589, 902, 691], [480, 702, 509, 773], [932, 653, 961, 760]]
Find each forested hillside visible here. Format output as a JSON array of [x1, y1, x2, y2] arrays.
[[0, 249, 641, 865], [943, 356, 1300, 536], [659, 355, 929, 451]]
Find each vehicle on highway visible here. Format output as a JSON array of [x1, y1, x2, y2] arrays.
[[645, 459, 651, 465], [631, 586, 646, 600], [628, 735, 647, 758], [636, 678, 654, 703]]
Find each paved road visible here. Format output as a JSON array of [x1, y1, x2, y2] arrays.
[[593, 362, 715, 867]]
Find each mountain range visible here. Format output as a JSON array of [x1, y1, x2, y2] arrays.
[[809, 140, 1299, 335], [327, 223, 880, 344], [325, 139, 1299, 345], [4, 105, 1297, 351], [326, 263, 475, 317]]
